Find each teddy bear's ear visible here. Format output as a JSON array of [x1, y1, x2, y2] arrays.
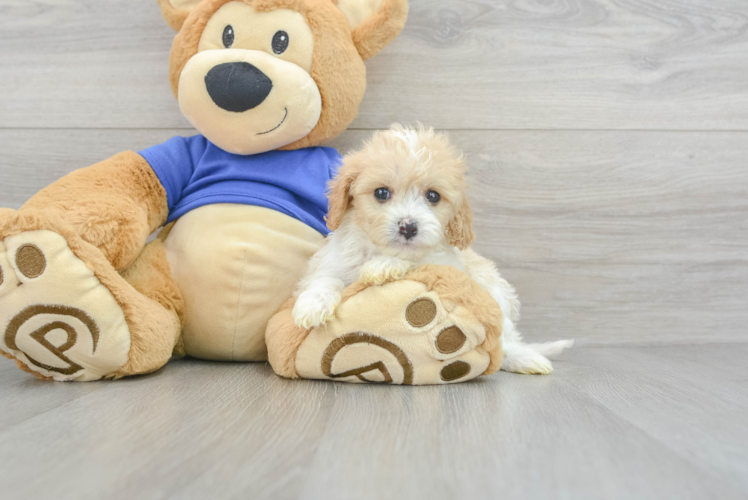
[[335, 0, 409, 60], [157, 0, 204, 31]]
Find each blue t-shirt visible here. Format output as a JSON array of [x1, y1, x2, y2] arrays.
[[139, 135, 341, 235]]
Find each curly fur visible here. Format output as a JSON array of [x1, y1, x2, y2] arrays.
[[296, 125, 573, 375]]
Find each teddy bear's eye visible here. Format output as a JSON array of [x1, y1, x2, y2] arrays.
[[222, 25, 235, 48], [374, 187, 391, 202], [426, 190, 441, 204], [272, 31, 289, 54]]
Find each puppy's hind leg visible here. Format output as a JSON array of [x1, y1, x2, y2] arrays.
[[499, 319, 573, 375], [461, 249, 573, 374]]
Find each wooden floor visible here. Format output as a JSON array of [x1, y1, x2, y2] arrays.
[[1, 0, 747, 498], [0, 345, 746, 500]]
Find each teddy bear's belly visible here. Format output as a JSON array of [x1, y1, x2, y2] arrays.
[[163, 204, 325, 361]]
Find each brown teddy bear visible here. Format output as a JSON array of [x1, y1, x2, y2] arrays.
[[0, 0, 503, 384]]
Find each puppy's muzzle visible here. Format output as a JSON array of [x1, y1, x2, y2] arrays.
[[205, 62, 273, 113], [399, 221, 418, 240]]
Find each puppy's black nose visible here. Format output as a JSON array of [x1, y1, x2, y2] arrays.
[[205, 62, 273, 113], [399, 221, 418, 240]]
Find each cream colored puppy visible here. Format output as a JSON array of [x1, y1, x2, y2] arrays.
[[292, 125, 572, 374]]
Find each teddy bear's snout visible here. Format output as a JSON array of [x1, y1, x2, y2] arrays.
[[204, 62, 273, 113]]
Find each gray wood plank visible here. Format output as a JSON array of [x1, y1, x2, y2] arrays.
[[0, 360, 106, 429], [2, 0, 748, 130], [298, 347, 747, 500], [337, 129, 748, 345], [2, 128, 746, 345], [0, 345, 746, 500], [577, 345, 748, 492], [0, 128, 183, 208], [0, 359, 337, 500], [2, 2, 746, 499]]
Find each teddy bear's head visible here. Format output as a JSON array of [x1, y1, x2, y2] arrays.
[[157, 0, 407, 155]]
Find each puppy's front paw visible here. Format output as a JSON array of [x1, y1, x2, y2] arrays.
[[359, 256, 413, 285], [292, 289, 341, 330]]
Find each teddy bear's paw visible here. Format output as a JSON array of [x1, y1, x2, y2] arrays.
[[294, 279, 493, 385], [0, 230, 130, 381]]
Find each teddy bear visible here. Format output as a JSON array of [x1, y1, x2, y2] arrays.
[[0, 0, 503, 384]]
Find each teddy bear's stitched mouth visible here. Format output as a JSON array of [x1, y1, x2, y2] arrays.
[[257, 108, 288, 135]]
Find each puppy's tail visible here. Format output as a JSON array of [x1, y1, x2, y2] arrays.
[[527, 339, 574, 359]]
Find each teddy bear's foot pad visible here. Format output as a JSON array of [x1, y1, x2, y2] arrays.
[[295, 279, 493, 385], [0, 231, 130, 381]]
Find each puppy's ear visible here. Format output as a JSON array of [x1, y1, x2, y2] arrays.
[[157, 0, 204, 31], [447, 196, 475, 250], [326, 164, 358, 232], [335, 0, 409, 60]]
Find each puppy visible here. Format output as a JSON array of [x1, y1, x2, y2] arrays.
[[292, 125, 572, 374]]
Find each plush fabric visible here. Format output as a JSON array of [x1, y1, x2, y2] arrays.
[[266, 264, 503, 385], [0, 230, 131, 381], [0, 0, 502, 386], [168, 0, 370, 151], [0, 209, 183, 381], [335, 0, 384, 30], [139, 135, 341, 233], [266, 297, 308, 378], [346, 0, 408, 61], [200, 3, 316, 71], [164, 204, 324, 361], [158, 0, 201, 31], [20, 151, 169, 271], [0, 0, 421, 382], [177, 47, 323, 154]]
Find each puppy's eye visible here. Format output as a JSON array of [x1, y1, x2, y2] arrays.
[[426, 190, 441, 204], [272, 31, 289, 54], [374, 187, 391, 202], [223, 25, 235, 48]]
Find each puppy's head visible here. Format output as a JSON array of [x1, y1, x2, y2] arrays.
[[327, 124, 475, 259]]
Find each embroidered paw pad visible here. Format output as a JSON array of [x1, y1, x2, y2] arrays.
[[294, 278, 493, 385], [0, 231, 130, 381]]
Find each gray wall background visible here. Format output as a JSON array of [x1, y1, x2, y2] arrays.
[[1, 0, 746, 346]]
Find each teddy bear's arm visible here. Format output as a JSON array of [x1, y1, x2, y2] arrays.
[[20, 151, 169, 271]]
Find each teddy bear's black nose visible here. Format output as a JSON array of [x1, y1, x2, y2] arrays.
[[204, 62, 273, 113]]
